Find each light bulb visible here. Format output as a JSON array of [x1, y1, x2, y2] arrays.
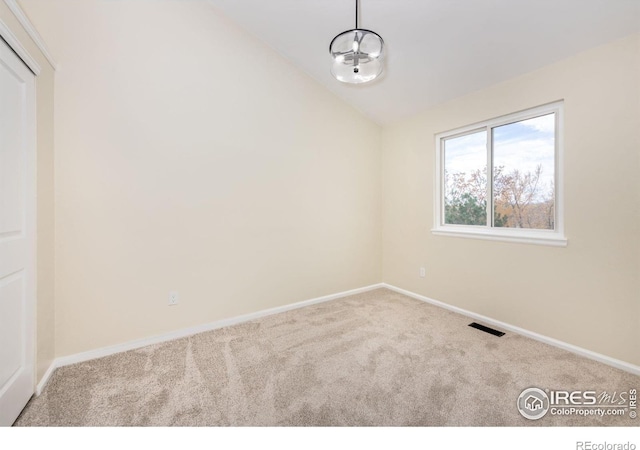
[[352, 40, 359, 52]]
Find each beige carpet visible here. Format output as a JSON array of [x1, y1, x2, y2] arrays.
[[14, 288, 639, 426]]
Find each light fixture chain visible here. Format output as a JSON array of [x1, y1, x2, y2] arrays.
[[355, 0, 359, 29]]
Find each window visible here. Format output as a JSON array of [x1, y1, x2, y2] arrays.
[[433, 102, 566, 246]]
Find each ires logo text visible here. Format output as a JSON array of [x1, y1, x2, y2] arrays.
[[549, 390, 629, 406]]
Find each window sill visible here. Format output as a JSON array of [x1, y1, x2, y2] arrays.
[[431, 228, 568, 247]]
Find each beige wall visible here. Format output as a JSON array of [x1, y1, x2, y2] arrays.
[[0, 2, 56, 383], [382, 34, 640, 366], [20, 0, 382, 357]]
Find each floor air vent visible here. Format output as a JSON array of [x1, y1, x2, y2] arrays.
[[468, 322, 505, 337]]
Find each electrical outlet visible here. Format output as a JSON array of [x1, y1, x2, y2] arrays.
[[419, 267, 426, 278], [168, 291, 179, 306]]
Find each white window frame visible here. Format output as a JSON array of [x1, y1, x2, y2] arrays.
[[433, 101, 566, 247]]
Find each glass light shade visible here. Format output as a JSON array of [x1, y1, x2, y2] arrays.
[[330, 29, 384, 84]]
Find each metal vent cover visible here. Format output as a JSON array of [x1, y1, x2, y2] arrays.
[[468, 322, 505, 337]]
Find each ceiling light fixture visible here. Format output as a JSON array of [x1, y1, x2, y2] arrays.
[[329, 0, 384, 84]]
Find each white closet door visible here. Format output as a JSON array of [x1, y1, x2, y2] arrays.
[[0, 37, 37, 427]]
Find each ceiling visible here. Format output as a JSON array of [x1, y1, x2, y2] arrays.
[[207, 0, 640, 125]]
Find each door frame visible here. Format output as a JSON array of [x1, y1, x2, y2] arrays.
[[0, 15, 38, 417], [0, 15, 41, 76]]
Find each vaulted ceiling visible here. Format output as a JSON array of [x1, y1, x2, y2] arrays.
[[208, 0, 640, 124]]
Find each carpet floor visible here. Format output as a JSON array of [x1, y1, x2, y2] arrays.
[[14, 288, 639, 426]]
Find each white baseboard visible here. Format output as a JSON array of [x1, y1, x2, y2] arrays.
[[36, 283, 384, 394], [382, 283, 640, 376], [35, 361, 57, 396], [35, 281, 638, 396]]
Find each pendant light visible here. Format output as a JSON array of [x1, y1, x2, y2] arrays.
[[329, 0, 384, 84]]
